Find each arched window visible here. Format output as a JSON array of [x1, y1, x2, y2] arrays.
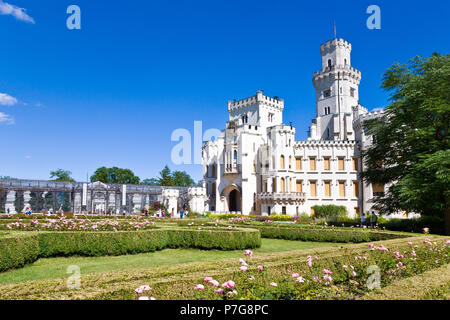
[[211, 164, 216, 177], [280, 178, 285, 193], [328, 59, 332, 68], [289, 156, 292, 169], [211, 183, 216, 198], [280, 155, 285, 169], [233, 151, 237, 168], [344, 58, 347, 66]]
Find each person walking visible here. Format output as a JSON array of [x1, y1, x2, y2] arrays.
[[180, 209, 184, 219], [370, 211, 378, 228]]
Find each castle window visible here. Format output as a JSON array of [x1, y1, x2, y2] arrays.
[[353, 181, 360, 197], [344, 58, 347, 66], [350, 88, 355, 97], [211, 164, 216, 177], [233, 151, 237, 168], [288, 156, 292, 169], [296, 180, 302, 192], [280, 155, 285, 169], [324, 106, 331, 115], [211, 183, 216, 198], [324, 181, 331, 197], [295, 157, 302, 171], [372, 183, 385, 197], [327, 59, 332, 68], [324, 157, 330, 170], [280, 178, 285, 193], [338, 157, 345, 170], [310, 181, 317, 197], [309, 157, 316, 171], [352, 157, 359, 171], [324, 89, 331, 98], [268, 113, 274, 122], [339, 181, 346, 197]]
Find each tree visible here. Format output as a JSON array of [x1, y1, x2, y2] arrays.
[[172, 170, 195, 187], [50, 169, 75, 182], [90, 167, 140, 185], [145, 165, 195, 187], [361, 53, 450, 234]]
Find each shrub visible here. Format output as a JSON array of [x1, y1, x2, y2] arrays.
[[237, 224, 407, 243], [0, 232, 40, 272], [380, 215, 445, 235], [269, 214, 295, 221], [312, 205, 347, 219], [0, 227, 261, 271]]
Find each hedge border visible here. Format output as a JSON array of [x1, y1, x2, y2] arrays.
[[0, 227, 261, 272], [176, 220, 412, 243]]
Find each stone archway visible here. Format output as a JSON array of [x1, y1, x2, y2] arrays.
[[221, 184, 242, 213]]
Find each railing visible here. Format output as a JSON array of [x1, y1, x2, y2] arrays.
[[258, 192, 306, 202]]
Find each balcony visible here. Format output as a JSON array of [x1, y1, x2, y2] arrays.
[[258, 192, 306, 205]]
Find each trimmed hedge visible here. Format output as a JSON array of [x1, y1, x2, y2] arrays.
[[0, 232, 40, 272], [0, 227, 261, 272], [234, 224, 409, 243], [176, 220, 411, 243], [325, 215, 446, 235]]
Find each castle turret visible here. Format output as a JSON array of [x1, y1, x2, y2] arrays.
[[309, 38, 361, 141]]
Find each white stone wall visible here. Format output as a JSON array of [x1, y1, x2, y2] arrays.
[[201, 38, 392, 219]]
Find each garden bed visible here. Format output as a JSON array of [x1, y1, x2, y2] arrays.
[[0, 235, 447, 300]]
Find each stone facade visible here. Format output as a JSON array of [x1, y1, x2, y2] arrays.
[[202, 38, 395, 218], [0, 179, 208, 215]]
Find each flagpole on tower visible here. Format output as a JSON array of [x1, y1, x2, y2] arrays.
[[334, 21, 337, 39]]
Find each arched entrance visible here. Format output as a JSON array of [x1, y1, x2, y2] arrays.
[[229, 189, 239, 212], [221, 184, 242, 213]]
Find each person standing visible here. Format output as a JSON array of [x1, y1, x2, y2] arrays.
[[360, 213, 366, 227], [370, 211, 377, 228], [180, 209, 184, 219]]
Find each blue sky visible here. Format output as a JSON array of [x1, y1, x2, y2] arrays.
[[0, 0, 448, 182]]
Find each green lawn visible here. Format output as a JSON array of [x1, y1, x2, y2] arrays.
[[0, 239, 343, 284]]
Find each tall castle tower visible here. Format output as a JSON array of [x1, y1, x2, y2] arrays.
[[309, 38, 361, 141]]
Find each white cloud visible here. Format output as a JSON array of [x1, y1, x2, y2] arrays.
[[24, 155, 31, 159], [0, 0, 35, 24], [0, 93, 18, 106], [0, 112, 14, 124]]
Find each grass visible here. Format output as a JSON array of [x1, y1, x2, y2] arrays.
[[0, 238, 343, 284], [362, 263, 450, 300], [0, 235, 441, 300]]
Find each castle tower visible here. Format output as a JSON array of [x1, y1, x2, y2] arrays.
[[310, 38, 361, 141]]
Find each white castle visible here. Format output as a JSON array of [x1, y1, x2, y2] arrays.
[[202, 38, 388, 217]]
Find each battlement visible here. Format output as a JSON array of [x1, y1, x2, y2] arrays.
[[320, 38, 352, 53], [268, 124, 295, 135], [188, 187, 206, 197], [355, 109, 384, 122], [228, 90, 284, 112], [313, 65, 361, 79], [294, 139, 357, 148]]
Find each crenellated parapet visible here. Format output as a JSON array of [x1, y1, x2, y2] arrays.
[[228, 90, 284, 113]]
